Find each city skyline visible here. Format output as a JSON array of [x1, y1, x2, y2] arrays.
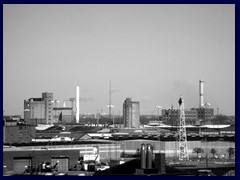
[[3, 4, 235, 116]]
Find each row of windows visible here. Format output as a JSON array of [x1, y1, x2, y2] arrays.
[[19, 126, 30, 130]]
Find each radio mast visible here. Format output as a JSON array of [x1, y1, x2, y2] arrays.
[[178, 95, 189, 160]]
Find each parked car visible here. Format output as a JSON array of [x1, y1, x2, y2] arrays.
[[197, 170, 212, 176], [95, 162, 110, 171]]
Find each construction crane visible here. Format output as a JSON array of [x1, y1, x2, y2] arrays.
[[178, 95, 189, 160]]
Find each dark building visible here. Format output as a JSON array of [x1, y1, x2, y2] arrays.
[[162, 109, 198, 126], [191, 107, 214, 123], [162, 107, 214, 126], [3, 123, 36, 144]]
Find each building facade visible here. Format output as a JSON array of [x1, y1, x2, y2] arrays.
[[24, 92, 53, 125], [123, 98, 140, 128], [4, 124, 36, 144], [191, 108, 214, 122], [53, 107, 73, 124], [42, 92, 54, 124], [162, 107, 214, 125], [162, 109, 198, 126]]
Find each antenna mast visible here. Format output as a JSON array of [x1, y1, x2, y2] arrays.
[[178, 95, 189, 160]]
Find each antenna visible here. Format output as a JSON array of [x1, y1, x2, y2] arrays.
[[178, 95, 189, 160]]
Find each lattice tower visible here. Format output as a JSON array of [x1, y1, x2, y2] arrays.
[[178, 95, 189, 160]]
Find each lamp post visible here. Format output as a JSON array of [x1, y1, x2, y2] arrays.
[[155, 106, 162, 157], [155, 106, 162, 121]]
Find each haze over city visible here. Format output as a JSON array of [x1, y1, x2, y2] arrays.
[[3, 4, 235, 116]]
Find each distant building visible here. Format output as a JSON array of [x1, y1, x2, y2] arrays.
[[24, 92, 53, 125], [162, 107, 214, 125], [162, 109, 198, 125], [53, 107, 74, 124], [3, 123, 36, 144], [3, 115, 21, 122], [42, 92, 54, 124], [191, 107, 214, 122], [123, 98, 140, 128]]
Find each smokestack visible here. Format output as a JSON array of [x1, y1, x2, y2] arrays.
[[76, 86, 80, 123], [199, 79, 204, 108]]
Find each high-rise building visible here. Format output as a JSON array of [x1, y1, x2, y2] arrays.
[[42, 92, 53, 124], [24, 92, 53, 125], [123, 98, 140, 128]]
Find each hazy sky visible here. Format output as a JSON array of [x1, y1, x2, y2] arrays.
[[3, 4, 235, 116]]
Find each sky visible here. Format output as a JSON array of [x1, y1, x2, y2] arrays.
[[3, 4, 235, 116]]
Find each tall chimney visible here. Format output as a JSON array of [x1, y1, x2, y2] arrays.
[[199, 79, 204, 108], [76, 86, 80, 123]]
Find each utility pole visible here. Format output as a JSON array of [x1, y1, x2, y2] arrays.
[[178, 95, 189, 160], [109, 81, 111, 121]]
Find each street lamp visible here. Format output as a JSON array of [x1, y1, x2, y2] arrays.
[[155, 106, 162, 121]]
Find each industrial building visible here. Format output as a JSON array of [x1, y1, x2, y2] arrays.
[[3, 80, 234, 176], [123, 98, 140, 128], [53, 107, 73, 124], [3, 123, 36, 144], [3, 134, 235, 175], [162, 109, 198, 126], [24, 92, 53, 125], [191, 107, 214, 122], [162, 79, 214, 126], [23, 87, 80, 125]]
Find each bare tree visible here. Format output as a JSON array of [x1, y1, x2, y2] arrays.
[[227, 147, 235, 159], [193, 147, 204, 158], [210, 148, 217, 158]]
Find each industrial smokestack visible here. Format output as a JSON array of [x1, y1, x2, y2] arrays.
[[199, 79, 204, 108], [76, 86, 80, 123]]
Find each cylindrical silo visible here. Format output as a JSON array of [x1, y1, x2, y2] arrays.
[[140, 144, 146, 169], [146, 144, 153, 169]]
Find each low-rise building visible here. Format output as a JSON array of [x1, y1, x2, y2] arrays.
[[161, 109, 198, 125], [4, 123, 36, 144]]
